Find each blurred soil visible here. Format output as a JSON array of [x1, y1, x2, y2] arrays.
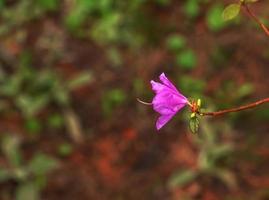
[[1, 1, 269, 200]]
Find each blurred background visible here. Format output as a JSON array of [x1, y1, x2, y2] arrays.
[[0, 0, 269, 199]]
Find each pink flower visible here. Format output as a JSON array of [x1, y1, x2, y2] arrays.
[[151, 73, 188, 130]]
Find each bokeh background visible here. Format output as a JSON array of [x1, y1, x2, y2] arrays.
[[0, 0, 269, 199]]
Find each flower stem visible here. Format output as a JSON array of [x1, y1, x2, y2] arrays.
[[137, 98, 152, 105], [198, 98, 269, 117], [243, 3, 269, 37]]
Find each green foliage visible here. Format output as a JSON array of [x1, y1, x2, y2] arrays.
[[58, 143, 73, 157], [106, 48, 123, 67], [176, 49, 197, 69], [28, 153, 58, 176], [91, 12, 122, 44], [1, 135, 22, 167], [0, 135, 58, 200], [166, 34, 186, 51], [243, 0, 259, 3], [47, 113, 64, 129], [0, 0, 153, 47], [0, 0, 4, 10], [166, 35, 196, 70], [36, 0, 58, 11], [0, 168, 11, 182], [178, 76, 205, 98], [184, 0, 200, 18], [215, 82, 254, 108], [67, 72, 92, 90], [255, 105, 269, 120], [0, 52, 92, 118], [237, 83, 254, 99], [210, 46, 232, 67], [0, 0, 59, 35], [206, 4, 226, 31], [169, 169, 197, 187], [102, 88, 126, 116], [197, 120, 235, 185], [133, 78, 145, 95], [65, 0, 146, 46], [154, 0, 171, 6], [222, 3, 241, 21], [25, 118, 42, 134], [16, 182, 39, 200], [189, 114, 200, 134], [169, 118, 236, 189]]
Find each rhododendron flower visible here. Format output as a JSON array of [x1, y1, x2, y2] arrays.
[[151, 73, 189, 130]]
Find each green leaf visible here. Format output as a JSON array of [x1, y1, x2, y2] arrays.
[[16, 95, 49, 117], [91, 12, 121, 44], [166, 34, 186, 51], [0, 0, 4, 10], [107, 48, 122, 67], [244, 0, 259, 3], [178, 75, 205, 98], [37, 0, 58, 11], [13, 168, 28, 181], [67, 72, 92, 90], [184, 0, 200, 18], [213, 169, 237, 189], [65, 1, 92, 30], [133, 78, 144, 95], [28, 153, 58, 176], [25, 118, 42, 134], [0, 168, 11, 182], [1, 135, 22, 167], [0, 75, 22, 96], [155, 0, 170, 6], [169, 169, 197, 188], [47, 114, 64, 129], [52, 85, 69, 106], [207, 4, 226, 31], [222, 3, 241, 21], [212, 144, 233, 158], [176, 49, 197, 70], [58, 143, 73, 157], [236, 83, 254, 99], [189, 116, 199, 134], [16, 182, 39, 200], [102, 89, 126, 115]]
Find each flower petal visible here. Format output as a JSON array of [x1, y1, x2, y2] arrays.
[[155, 103, 187, 130], [153, 105, 175, 115], [152, 90, 187, 107], [150, 73, 189, 130], [159, 73, 178, 91], [156, 114, 174, 130], [150, 80, 165, 93], [152, 74, 187, 101]]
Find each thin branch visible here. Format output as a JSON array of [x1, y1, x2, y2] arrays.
[[243, 3, 269, 37], [198, 98, 269, 117]]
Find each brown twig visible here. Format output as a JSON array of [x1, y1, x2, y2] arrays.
[[243, 3, 269, 37], [197, 98, 269, 117], [197, 3, 269, 116]]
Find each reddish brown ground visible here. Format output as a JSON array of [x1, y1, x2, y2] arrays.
[[1, 1, 269, 199]]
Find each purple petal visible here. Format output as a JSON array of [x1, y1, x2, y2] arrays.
[[150, 73, 189, 130], [156, 114, 174, 130], [154, 103, 186, 114], [150, 80, 165, 93], [159, 73, 178, 91], [151, 77, 187, 101], [154, 103, 186, 130], [152, 90, 187, 108], [153, 105, 175, 115]]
